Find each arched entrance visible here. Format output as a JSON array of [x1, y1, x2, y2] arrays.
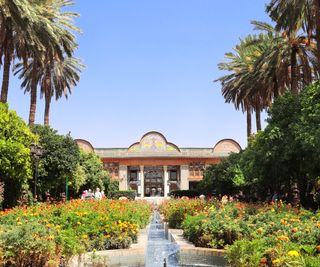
[[144, 166, 164, 197]]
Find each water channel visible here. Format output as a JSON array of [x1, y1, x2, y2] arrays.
[[144, 211, 225, 267], [145, 211, 180, 267]]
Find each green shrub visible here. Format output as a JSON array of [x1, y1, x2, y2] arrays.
[[159, 199, 210, 228], [108, 190, 136, 200], [168, 190, 200, 198], [227, 239, 270, 267], [0, 221, 58, 266]]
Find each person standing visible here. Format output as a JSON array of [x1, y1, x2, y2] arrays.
[[94, 187, 102, 200]]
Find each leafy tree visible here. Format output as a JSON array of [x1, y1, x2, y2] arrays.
[[202, 83, 320, 208], [244, 92, 301, 197], [294, 81, 320, 204], [198, 153, 244, 196], [0, 103, 36, 207], [32, 125, 80, 199], [104, 177, 119, 195], [77, 151, 110, 195]]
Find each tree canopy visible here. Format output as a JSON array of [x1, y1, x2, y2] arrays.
[[0, 103, 36, 207], [200, 82, 320, 208]]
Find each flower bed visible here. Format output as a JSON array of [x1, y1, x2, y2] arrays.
[[0, 199, 152, 266], [160, 199, 320, 266]]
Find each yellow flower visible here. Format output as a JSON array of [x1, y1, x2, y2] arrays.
[[272, 259, 281, 264], [288, 250, 299, 257], [17, 221, 22, 225], [48, 235, 55, 240], [82, 234, 88, 239]]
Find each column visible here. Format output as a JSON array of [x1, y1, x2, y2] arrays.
[[163, 165, 169, 197], [180, 165, 189, 190], [139, 165, 144, 198], [119, 165, 128, 190]]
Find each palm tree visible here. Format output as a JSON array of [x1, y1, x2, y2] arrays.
[[41, 56, 84, 125], [216, 34, 269, 139], [251, 21, 318, 96], [14, 0, 80, 126], [0, 0, 44, 103], [267, 0, 320, 74]]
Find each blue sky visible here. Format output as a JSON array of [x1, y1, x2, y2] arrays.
[[7, 0, 271, 149]]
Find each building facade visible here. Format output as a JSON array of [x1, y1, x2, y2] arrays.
[[76, 131, 241, 197]]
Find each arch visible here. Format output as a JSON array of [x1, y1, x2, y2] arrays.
[[128, 131, 180, 153], [75, 139, 94, 152], [213, 139, 241, 154]]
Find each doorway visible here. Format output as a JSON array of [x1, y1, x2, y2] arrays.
[[144, 166, 164, 197]]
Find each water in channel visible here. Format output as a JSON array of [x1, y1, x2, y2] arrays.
[[145, 211, 180, 267]]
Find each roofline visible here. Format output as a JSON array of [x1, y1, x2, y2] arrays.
[[75, 139, 95, 151], [213, 138, 242, 151]]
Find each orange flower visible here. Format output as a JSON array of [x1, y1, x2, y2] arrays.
[[277, 235, 289, 241]]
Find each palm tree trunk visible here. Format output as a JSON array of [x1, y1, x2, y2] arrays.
[[0, 49, 11, 103], [255, 108, 261, 132], [28, 63, 38, 126], [290, 47, 299, 96], [44, 88, 51, 126], [44, 70, 51, 126], [314, 0, 320, 75], [246, 110, 252, 142], [273, 75, 279, 98]]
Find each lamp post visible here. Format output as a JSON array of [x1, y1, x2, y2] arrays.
[[30, 143, 43, 198]]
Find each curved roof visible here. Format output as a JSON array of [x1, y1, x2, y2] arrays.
[[79, 132, 241, 159], [128, 131, 181, 153], [75, 139, 94, 152], [213, 139, 241, 153]]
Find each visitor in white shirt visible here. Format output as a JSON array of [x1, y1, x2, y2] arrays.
[[94, 187, 102, 200]]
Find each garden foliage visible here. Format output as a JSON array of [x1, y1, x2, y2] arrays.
[[168, 189, 200, 198], [0, 199, 151, 266], [199, 82, 320, 208], [160, 198, 320, 266], [108, 190, 136, 200], [0, 103, 36, 207]]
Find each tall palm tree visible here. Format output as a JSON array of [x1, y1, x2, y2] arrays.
[[0, 0, 45, 103], [251, 21, 318, 96], [41, 56, 84, 125], [216, 34, 269, 139], [14, 0, 80, 126], [267, 0, 320, 74]]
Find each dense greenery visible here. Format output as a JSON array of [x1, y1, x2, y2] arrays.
[[108, 190, 136, 200], [76, 150, 110, 194], [31, 125, 112, 201], [0, 199, 152, 266], [159, 198, 207, 228], [168, 189, 200, 198], [32, 125, 80, 199], [0, 103, 36, 207], [160, 199, 320, 266], [0, 110, 110, 206], [199, 82, 320, 208]]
